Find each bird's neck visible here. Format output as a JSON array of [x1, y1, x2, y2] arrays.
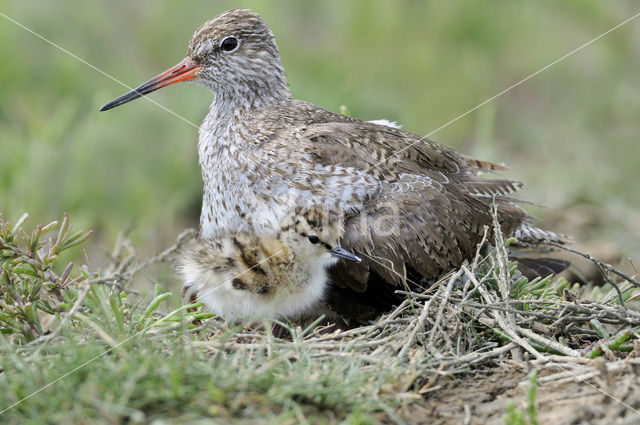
[[195, 76, 292, 237], [199, 81, 289, 147], [202, 65, 291, 122], [216, 87, 289, 115]]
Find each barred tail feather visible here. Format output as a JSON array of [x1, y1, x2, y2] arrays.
[[462, 156, 510, 172], [513, 224, 571, 246], [462, 179, 524, 197]]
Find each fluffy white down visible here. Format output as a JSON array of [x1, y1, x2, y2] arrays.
[[180, 253, 337, 320], [367, 119, 402, 129]]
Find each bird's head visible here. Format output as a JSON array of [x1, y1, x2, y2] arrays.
[[277, 207, 361, 267], [100, 9, 289, 111]]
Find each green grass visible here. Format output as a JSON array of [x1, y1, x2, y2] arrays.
[[503, 371, 538, 425], [2, 2, 640, 423], [527, 371, 539, 425], [2, 212, 638, 423], [2, 328, 402, 424], [0, 214, 411, 424]]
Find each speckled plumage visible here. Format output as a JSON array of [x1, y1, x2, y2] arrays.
[[102, 9, 566, 297], [177, 207, 358, 319]]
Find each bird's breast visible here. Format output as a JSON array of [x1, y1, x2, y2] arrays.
[[196, 120, 380, 237]]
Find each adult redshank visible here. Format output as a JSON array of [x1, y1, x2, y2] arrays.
[[101, 9, 564, 297]]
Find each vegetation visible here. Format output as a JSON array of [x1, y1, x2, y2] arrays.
[[1, 212, 638, 423], [0, 214, 412, 423], [503, 371, 538, 425], [2, 1, 640, 423], [0, 213, 92, 343]]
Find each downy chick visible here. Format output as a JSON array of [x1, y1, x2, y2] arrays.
[[177, 207, 360, 319]]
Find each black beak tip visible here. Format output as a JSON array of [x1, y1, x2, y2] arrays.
[[99, 90, 144, 112], [99, 98, 122, 111], [330, 246, 362, 263]]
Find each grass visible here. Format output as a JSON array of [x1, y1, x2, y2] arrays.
[[1, 1, 640, 265], [0, 214, 412, 424], [2, 212, 639, 423], [503, 371, 538, 425], [3, 1, 640, 423], [2, 328, 403, 424]]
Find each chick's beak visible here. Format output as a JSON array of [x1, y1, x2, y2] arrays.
[[330, 246, 361, 263], [100, 58, 200, 111]]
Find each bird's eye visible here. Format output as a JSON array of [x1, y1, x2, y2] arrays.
[[307, 235, 320, 245], [220, 37, 239, 52]]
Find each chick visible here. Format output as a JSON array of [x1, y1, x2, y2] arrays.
[[177, 207, 360, 320]]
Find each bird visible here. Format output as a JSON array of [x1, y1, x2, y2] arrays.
[[100, 9, 567, 316], [177, 206, 360, 320]]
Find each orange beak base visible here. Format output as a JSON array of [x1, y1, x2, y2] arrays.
[[100, 58, 200, 111]]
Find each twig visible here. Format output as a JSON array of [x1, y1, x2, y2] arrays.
[[129, 228, 196, 276], [462, 265, 545, 360], [516, 326, 579, 357], [396, 292, 439, 361], [27, 281, 92, 355], [427, 269, 464, 347], [548, 241, 638, 306]]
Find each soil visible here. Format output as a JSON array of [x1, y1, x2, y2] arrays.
[[394, 361, 640, 425]]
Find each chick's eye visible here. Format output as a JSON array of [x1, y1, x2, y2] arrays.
[[307, 235, 320, 245], [220, 37, 239, 52]]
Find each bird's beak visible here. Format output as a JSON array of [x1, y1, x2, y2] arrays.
[[100, 58, 200, 111], [330, 246, 361, 263]]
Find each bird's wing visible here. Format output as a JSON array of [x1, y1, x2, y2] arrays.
[[296, 120, 508, 178], [289, 120, 529, 290], [294, 120, 524, 208]]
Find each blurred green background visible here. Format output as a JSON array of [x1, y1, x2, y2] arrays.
[[1, 0, 639, 274]]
